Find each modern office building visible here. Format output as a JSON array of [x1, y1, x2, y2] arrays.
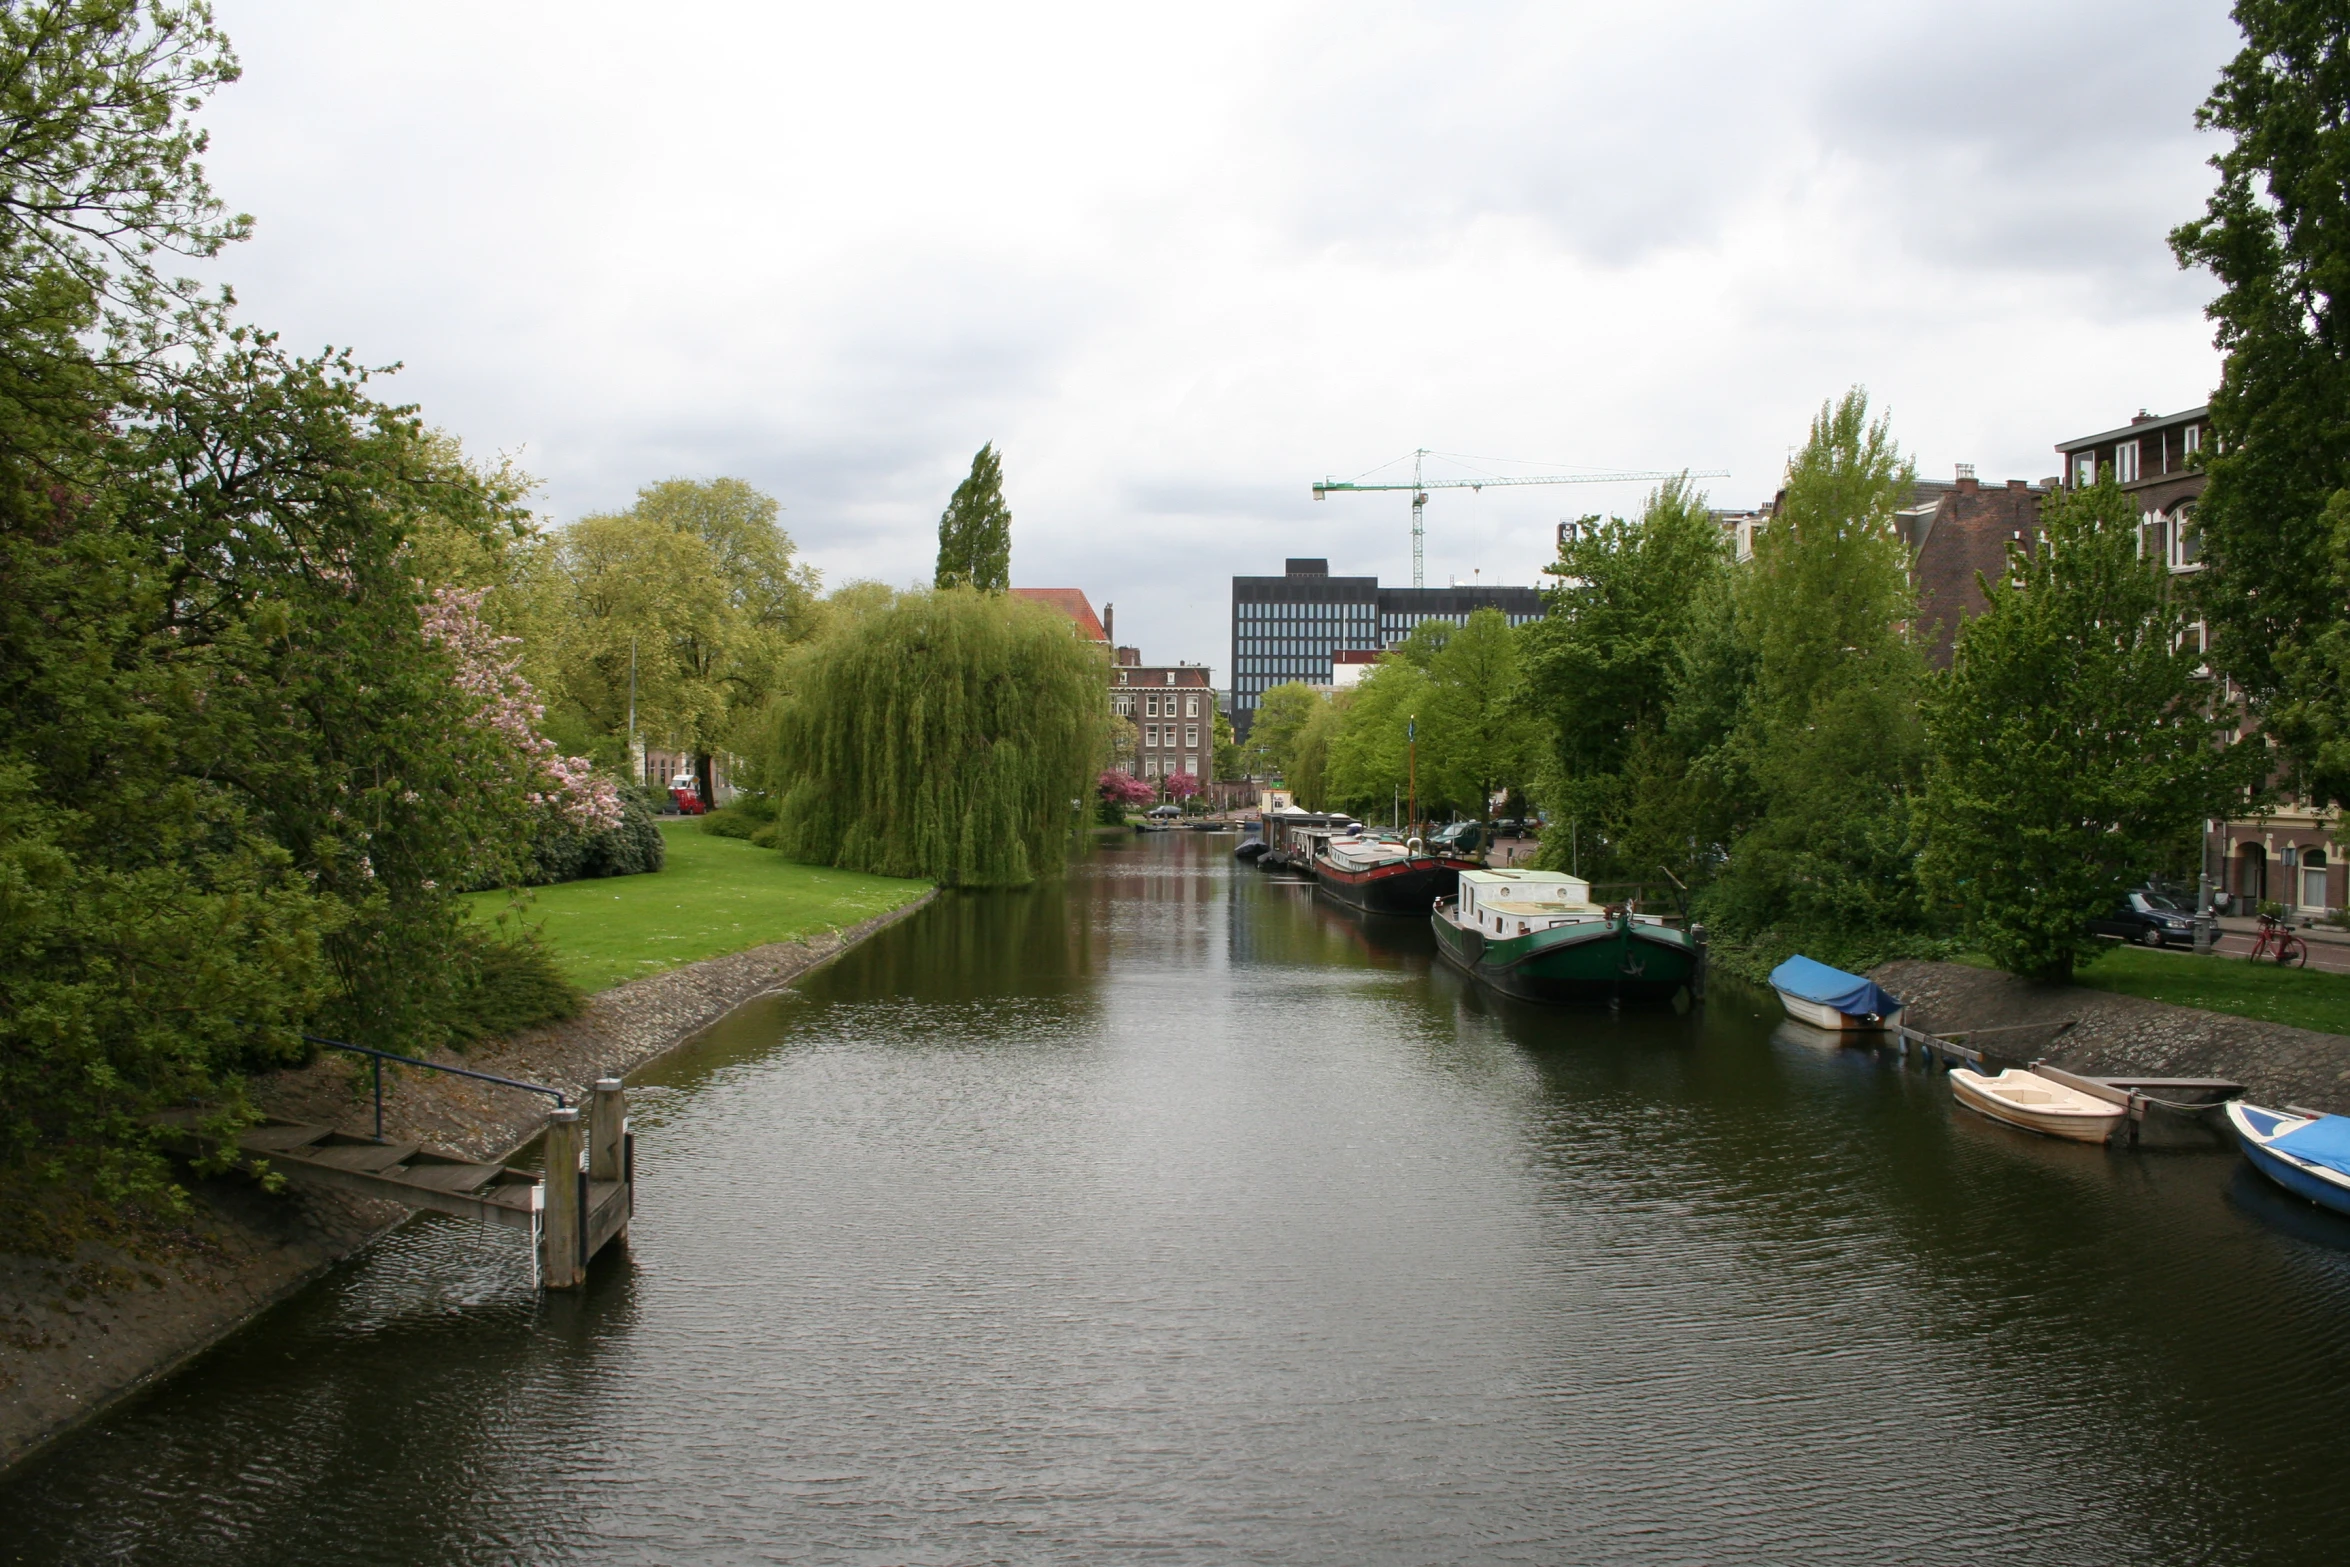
[[1228, 558, 1544, 738]]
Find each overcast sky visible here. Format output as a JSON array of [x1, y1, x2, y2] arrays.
[[203, 0, 2242, 671]]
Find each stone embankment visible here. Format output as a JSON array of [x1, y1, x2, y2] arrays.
[[0, 890, 936, 1474], [1873, 958, 2350, 1113]]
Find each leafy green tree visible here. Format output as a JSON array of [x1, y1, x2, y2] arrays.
[[1242, 681, 1322, 778], [1321, 658, 1426, 818], [763, 587, 1104, 886], [1211, 706, 1242, 781], [2171, 2, 2350, 750], [1518, 479, 1730, 879], [1288, 689, 1345, 809], [934, 442, 1011, 592], [1921, 479, 2250, 979], [0, 3, 584, 1215], [634, 476, 817, 632], [1422, 610, 1532, 817], [526, 477, 811, 797], [1702, 390, 1934, 961]]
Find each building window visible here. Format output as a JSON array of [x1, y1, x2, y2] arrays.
[[2184, 424, 2202, 456], [1186, 725, 1198, 746], [2305, 848, 2330, 911], [1186, 696, 1199, 717], [2115, 440, 2140, 484], [2171, 504, 2201, 570], [1184, 756, 1199, 776], [2074, 452, 2097, 488]]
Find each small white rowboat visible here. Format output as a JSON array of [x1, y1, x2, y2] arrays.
[[1949, 1067, 2126, 1144]]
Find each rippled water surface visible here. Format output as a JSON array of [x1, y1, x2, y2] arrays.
[[13, 833, 2350, 1564]]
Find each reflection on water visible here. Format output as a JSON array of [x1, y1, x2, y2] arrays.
[[11, 832, 2350, 1564]]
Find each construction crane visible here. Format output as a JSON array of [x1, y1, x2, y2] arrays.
[[1313, 448, 1731, 588]]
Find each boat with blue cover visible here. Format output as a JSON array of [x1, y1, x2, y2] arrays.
[[1768, 955, 1904, 1033], [2226, 1103, 2350, 1218]]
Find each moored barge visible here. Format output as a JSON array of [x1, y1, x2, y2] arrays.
[[1432, 869, 1702, 1004], [1311, 833, 1475, 914]]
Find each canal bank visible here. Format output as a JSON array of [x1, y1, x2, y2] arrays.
[[0, 889, 936, 1475], [1874, 958, 2350, 1114]]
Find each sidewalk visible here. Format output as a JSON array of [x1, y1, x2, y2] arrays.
[[2215, 914, 2350, 947]]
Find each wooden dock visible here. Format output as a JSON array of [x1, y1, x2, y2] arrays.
[[156, 1077, 634, 1289]]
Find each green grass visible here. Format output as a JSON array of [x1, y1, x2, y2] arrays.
[[462, 822, 930, 993], [2063, 944, 2350, 1037]]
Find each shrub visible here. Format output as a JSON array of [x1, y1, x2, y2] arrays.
[[449, 930, 581, 1041], [701, 792, 777, 840], [523, 787, 665, 885]]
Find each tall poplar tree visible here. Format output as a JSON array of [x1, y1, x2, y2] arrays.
[[2171, 1, 2350, 782], [935, 442, 1012, 592], [1703, 390, 1931, 958]]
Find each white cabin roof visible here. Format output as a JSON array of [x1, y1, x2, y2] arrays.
[[1459, 869, 1590, 898]]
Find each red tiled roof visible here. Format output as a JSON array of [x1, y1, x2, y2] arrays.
[[1011, 587, 1108, 642]]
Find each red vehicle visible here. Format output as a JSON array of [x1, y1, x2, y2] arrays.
[[668, 772, 707, 815]]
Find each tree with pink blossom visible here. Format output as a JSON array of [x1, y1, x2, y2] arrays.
[[422, 588, 622, 831]]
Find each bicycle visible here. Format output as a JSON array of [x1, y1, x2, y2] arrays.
[[2250, 914, 2309, 968]]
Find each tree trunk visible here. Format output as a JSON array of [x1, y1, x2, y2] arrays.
[[695, 751, 716, 807]]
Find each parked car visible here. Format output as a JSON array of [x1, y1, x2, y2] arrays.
[[1428, 820, 1486, 854], [1146, 804, 1182, 819], [2087, 890, 2196, 947]]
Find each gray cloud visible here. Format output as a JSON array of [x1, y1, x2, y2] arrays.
[[198, 0, 2244, 669]]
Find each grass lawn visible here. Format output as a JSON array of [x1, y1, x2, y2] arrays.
[[462, 822, 931, 994], [2061, 944, 2350, 1037]]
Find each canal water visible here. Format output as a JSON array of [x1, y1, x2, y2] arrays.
[[12, 833, 2350, 1564]]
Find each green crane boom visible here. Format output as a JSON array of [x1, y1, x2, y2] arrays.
[[1313, 447, 1730, 588]]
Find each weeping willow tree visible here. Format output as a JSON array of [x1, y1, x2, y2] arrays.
[[764, 587, 1106, 885]]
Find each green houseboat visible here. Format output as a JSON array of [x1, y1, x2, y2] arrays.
[[1432, 869, 1703, 1005]]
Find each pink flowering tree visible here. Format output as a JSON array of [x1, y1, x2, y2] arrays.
[[422, 588, 622, 831], [1162, 770, 1201, 806], [1097, 769, 1155, 807]]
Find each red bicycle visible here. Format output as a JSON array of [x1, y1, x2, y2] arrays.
[[2251, 914, 2309, 967]]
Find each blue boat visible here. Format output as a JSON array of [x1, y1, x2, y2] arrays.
[[2226, 1102, 2350, 1218], [1767, 955, 1905, 1033]]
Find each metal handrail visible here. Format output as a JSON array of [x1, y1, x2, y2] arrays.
[[304, 1033, 568, 1142]]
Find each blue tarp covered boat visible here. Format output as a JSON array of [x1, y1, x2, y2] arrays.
[[2228, 1103, 2350, 1218], [1768, 955, 1905, 1032]]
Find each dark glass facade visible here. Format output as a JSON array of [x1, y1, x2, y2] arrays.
[[1228, 558, 1545, 738]]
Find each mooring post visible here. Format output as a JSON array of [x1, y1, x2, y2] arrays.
[[589, 1078, 626, 1183], [541, 1108, 585, 1290], [589, 1077, 629, 1249], [1690, 924, 1708, 1002]]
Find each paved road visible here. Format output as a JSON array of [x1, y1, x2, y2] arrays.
[[2148, 928, 2350, 975]]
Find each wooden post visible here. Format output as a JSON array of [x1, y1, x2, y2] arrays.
[[589, 1078, 626, 1183], [589, 1076, 630, 1253], [540, 1108, 585, 1290]]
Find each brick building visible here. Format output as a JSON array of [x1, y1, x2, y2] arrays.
[[1112, 650, 1216, 783], [1897, 470, 2050, 667]]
